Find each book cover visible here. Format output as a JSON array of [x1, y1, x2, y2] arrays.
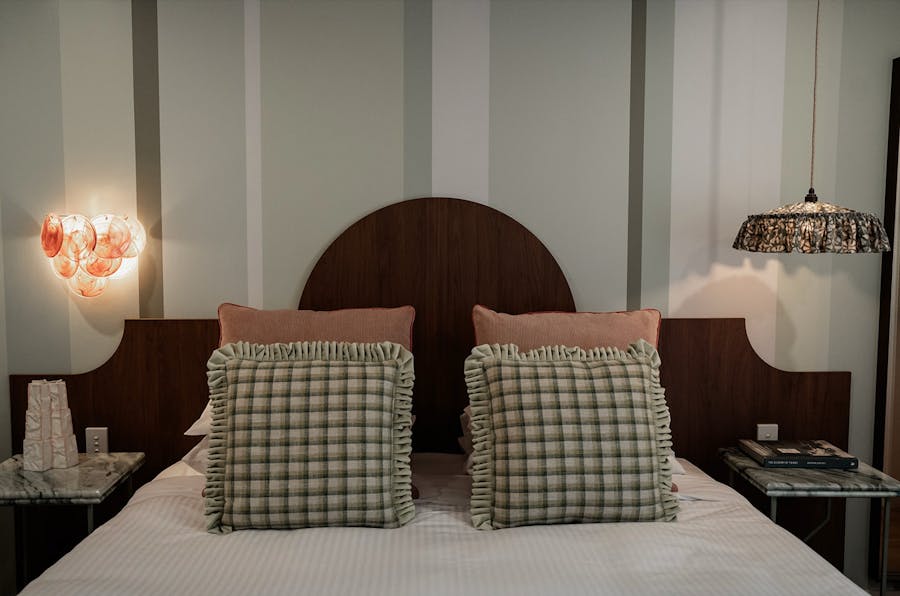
[[738, 439, 859, 469]]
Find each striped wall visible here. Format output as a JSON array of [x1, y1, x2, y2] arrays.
[[2, 0, 900, 590]]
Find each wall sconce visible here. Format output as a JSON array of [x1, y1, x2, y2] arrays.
[[40, 213, 146, 297]]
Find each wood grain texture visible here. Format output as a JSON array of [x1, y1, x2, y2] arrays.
[[299, 197, 576, 452], [660, 317, 850, 567], [660, 318, 850, 470], [10, 319, 219, 485]]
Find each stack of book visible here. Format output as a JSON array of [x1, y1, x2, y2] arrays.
[[738, 439, 858, 469]]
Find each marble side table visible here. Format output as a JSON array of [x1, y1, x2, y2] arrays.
[[721, 447, 900, 596], [0, 452, 144, 588]]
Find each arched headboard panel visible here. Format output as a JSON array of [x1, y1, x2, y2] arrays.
[[299, 198, 576, 452]]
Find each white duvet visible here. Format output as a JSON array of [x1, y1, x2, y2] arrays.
[[23, 454, 864, 595]]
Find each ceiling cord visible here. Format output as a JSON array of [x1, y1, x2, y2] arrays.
[[809, 0, 820, 193]]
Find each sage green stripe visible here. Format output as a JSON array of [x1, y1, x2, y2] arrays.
[[627, 0, 646, 311], [640, 0, 674, 314], [403, 0, 431, 198], [131, 0, 164, 318]]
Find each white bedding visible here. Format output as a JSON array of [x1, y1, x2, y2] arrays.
[[23, 454, 864, 595]]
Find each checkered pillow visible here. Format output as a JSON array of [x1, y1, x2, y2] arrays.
[[465, 340, 678, 530], [205, 341, 414, 533]]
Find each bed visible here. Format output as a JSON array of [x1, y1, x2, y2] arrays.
[[11, 197, 861, 594], [20, 455, 860, 595]]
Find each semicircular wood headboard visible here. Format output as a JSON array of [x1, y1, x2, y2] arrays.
[[299, 197, 575, 452]]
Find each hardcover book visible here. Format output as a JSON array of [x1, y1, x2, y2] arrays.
[[738, 439, 859, 469]]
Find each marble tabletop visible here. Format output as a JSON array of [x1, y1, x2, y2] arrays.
[[0, 452, 145, 505], [720, 448, 900, 498]]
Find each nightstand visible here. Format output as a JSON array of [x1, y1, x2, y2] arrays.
[[0, 452, 144, 589], [720, 447, 900, 596]]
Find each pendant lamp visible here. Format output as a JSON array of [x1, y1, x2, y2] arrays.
[[732, 0, 890, 254]]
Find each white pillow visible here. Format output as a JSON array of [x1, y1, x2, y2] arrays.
[[181, 435, 209, 475], [458, 406, 473, 453], [185, 402, 212, 436], [669, 454, 686, 475], [155, 461, 204, 480]]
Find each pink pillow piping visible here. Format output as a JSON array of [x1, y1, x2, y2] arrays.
[[217, 303, 415, 350], [471, 304, 661, 351]]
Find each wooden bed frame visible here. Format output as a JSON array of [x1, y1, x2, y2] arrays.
[[10, 197, 851, 566]]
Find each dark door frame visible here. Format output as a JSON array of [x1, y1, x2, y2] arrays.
[[872, 56, 900, 579]]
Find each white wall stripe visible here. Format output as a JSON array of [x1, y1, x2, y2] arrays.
[[59, 0, 140, 373], [245, 0, 263, 308], [431, 0, 489, 203], [158, 0, 248, 317], [668, 0, 786, 364]]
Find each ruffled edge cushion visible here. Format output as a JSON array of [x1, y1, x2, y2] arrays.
[[205, 341, 414, 533], [465, 339, 678, 530]]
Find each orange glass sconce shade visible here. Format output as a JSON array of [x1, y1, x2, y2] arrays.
[[41, 213, 146, 297]]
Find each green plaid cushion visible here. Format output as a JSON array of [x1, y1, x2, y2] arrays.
[[466, 340, 678, 530], [205, 341, 414, 533]]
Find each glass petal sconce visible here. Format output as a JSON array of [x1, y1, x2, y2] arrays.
[[40, 212, 146, 297]]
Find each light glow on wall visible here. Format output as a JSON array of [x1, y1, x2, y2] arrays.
[[41, 212, 146, 297]]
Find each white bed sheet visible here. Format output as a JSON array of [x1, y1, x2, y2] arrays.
[[23, 454, 864, 595]]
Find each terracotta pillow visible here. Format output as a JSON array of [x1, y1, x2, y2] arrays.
[[472, 304, 661, 351], [218, 303, 415, 350], [187, 303, 416, 438]]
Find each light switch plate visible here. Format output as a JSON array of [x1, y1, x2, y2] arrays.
[[86, 427, 108, 453], [756, 423, 778, 442]]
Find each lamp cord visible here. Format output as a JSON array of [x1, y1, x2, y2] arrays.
[[809, 0, 820, 194]]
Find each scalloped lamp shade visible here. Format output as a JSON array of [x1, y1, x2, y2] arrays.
[[734, 1, 892, 256], [733, 190, 891, 254], [41, 213, 146, 297]]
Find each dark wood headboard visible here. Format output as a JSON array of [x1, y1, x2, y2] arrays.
[[8, 197, 851, 565], [9, 197, 851, 482], [11, 320, 220, 488], [300, 198, 575, 452], [10, 317, 850, 483]]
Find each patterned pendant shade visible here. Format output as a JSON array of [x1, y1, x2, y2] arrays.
[[733, 189, 890, 253], [733, 0, 891, 255]]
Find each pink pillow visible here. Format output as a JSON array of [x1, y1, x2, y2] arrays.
[[472, 304, 661, 351], [218, 303, 415, 350]]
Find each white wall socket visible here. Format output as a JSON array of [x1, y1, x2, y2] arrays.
[[756, 423, 778, 442], [86, 427, 109, 453]]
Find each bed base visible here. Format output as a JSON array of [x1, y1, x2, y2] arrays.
[[9, 316, 849, 566]]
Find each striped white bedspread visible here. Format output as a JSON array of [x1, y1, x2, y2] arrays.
[[23, 454, 864, 595]]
